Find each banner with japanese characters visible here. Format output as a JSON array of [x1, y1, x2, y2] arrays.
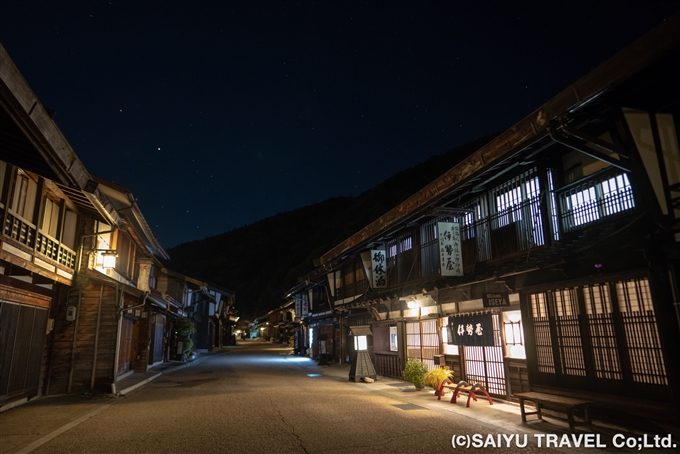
[[294, 297, 301, 320], [300, 292, 309, 317], [449, 313, 495, 346], [371, 249, 387, 288], [438, 222, 463, 276]]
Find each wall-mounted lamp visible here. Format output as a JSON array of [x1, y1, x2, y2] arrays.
[[95, 249, 118, 269]]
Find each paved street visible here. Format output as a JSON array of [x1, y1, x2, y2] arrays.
[[1, 342, 675, 454]]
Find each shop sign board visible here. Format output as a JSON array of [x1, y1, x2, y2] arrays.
[[483, 292, 510, 308], [449, 313, 495, 346], [438, 222, 463, 276]]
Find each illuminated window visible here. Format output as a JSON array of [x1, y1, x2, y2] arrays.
[[503, 311, 525, 359], [562, 172, 634, 230], [41, 196, 60, 238], [11, 170, 37, 221], [441, 318, 459, 355]]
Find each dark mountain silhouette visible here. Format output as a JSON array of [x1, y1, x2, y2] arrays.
[[165, 134, 497, 317]]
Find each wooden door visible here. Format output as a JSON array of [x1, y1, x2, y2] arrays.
[[152, 314, 165, 364], [0, 302, 48, 405], [462, 314, 507, 396], [117, 317, 135, 375]]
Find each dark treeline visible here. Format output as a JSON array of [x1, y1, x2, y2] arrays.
[[165, 134, 497, 317]]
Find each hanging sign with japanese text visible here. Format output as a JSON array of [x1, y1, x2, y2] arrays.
[[449, 313, 495, 346], [371, 249, 387, 288], [438, 222, 463, 276], [483, 292, 510, 308], [300, 293, 309, 317]]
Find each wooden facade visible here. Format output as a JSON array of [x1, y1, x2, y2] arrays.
[[1, 43, 235, 408], [291, 16, 680, 425]]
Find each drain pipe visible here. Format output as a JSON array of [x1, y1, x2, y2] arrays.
[[111, 283, 124, 394], [548, 120, 630, 172], [90, 283, 104, 392], [66, 288, 83, 394], [117, 291, 150, 316]]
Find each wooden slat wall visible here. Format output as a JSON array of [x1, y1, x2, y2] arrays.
[[48, 282, 119, 394], [506, 358, 530, 397], [0, 300, 48, 405]]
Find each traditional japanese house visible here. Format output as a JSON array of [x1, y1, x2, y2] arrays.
[[263, 301, 296, 345], [0, 44, 125, 407], [313, 15, 680, 423], [300, 254, 374, 364], [47, 176, 171, 395], [185, 281, 234, 351], [0, 43, 172, 401], [205, 284, 235, 349]]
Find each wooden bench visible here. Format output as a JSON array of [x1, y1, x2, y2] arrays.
[[437, 380, 493, 407], [515, 392, 593, 432]]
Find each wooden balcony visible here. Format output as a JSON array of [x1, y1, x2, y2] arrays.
[[336, 279, 368, 300], [385, 197, 547, 285], [1, 208, 76, 271]]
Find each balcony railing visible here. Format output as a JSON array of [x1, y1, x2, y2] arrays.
[[2, 208, 76, 271], [336, 279, 368, 300], [385, 196, 547, 285], [557, 171, 636, 234], [36, 231, 76, 270], [4, 210, 36, 249]]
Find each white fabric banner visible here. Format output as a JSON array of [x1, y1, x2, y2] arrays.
[[438, 222, 463, 276], [371, 249, 387, 288]]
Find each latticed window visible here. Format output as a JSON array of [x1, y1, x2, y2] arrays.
[[583, 284, 622, 380], [406, 320, 440, 370], [528, 278, 669, 397], [616, 279, 667, 386], [553, 288, 586, 377], [530, 293, 555, 374], [463, 314, 506, 396], [420, 220, 439, 278], [530, 288, 586, 377]]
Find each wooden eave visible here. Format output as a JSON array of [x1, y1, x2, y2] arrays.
[[317, 13, 680, 267], [92, 175, 169, 260], [0, 44, 121, 227]]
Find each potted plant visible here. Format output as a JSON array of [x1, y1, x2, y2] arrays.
[[423, 366, 454, 395], [402, 357, 428, 389], [171, 318, 196, 361]]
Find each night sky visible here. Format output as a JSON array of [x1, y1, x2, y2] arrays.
[[1, 1, 678, 249]]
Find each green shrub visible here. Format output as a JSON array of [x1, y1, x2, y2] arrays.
[[182, 338, 194, 357], [174, 319, 195, 337], [402, 358, 428, 388]]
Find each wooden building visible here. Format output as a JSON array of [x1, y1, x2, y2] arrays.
[[298, 15, 680, 424], [0, 43, 133, 406], [47, 176, 171, 395], [0, 43, 236, 404]]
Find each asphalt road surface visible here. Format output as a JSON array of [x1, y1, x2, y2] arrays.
[[24, 343, 570, 454]]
